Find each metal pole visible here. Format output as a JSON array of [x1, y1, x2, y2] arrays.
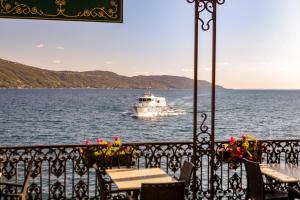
[[210, 0, 217, 199], [192, 0, 199, 200]]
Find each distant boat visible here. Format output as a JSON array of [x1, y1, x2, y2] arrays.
[[133, 91, 171, 117]]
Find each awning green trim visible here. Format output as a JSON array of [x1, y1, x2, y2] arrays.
[[0, 0, 123, 23]]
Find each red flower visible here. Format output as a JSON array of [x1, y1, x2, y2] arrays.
[[85, 139, 91, 145], [242, 134, 246, 141], [229, 137, 236, 145], [114, 136, 120, 141]]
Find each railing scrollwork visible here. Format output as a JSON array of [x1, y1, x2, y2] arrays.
[[1, 140, 300, 199]]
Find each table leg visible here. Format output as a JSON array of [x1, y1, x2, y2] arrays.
[[133, 190, 140, 199]]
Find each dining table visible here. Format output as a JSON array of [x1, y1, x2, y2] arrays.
[[105, 167, 177, 191], [260, 163, 300, 184]]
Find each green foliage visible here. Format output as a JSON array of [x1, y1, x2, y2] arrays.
[[0, 58, 225, 89]]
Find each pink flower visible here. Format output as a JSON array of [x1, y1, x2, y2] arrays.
[[96, 138, 103, 144], [85, 139, 91, 145], [248, 156, 253, 160], [242, 134, 246, 141], [229, 137, 236, 145], [114, 136, 120, 141]]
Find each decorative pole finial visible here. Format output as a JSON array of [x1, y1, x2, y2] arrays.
[[187, 0, 225, 31]]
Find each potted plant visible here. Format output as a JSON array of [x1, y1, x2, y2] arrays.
[[218, 134, 265, 169], [80, 136, 136, 168]]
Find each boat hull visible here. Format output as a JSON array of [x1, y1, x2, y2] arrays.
[[133, 105, 170, 117]]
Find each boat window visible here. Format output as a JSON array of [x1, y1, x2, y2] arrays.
[[139, 98, 153, 102]]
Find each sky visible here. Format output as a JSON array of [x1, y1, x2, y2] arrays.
[[0, 0, 300, 89]]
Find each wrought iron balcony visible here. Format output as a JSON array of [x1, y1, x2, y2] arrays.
[[0, 139, 298, 199]]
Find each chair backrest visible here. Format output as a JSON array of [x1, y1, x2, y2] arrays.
[[243, 158, 265, 200], [178, 161, 194, 187], [94, 164, 108, 200], [288, 187, 300, 200], [20, 162, 33, 199], [140, 181, 185, 200]]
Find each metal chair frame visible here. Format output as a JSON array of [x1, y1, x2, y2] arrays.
[[140, 181, 185, 200], [243, 158, 288, 200], [0, 162, 33, 200]]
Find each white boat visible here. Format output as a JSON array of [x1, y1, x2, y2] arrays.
[[133, 92, 171, 117]]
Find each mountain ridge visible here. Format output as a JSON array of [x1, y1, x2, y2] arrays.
[[0, 58, 225, 90]]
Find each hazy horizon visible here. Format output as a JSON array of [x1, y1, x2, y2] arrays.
[[1, 0, 300, 89]]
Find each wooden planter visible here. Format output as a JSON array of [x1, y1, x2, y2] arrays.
[[219, 151, 263, 170], [83, 154, 135, 168]]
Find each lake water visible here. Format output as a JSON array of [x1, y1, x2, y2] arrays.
[[1, 89, 300, 146]]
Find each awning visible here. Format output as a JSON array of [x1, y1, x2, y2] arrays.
[[0, 0, 123, 23]]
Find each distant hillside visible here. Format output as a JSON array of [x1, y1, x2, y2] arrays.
[[0, 58, 225, 90]]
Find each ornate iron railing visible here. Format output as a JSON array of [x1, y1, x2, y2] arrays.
[[0, 140, 299, 199]]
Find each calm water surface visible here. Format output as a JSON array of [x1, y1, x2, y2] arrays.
[[0, 89, 300, 146]]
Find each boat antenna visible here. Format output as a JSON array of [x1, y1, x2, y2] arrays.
[[146, 87, 152, 95]]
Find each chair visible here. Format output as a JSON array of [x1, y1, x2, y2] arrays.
[[0, 163, 32, 200], [243, 158, 288, 200], [288, 187, 300, 200], [93, 164, 132, 200], [178, 161, 194, 187], [177, 161, 194, 197], [140, 181, 185, 200]]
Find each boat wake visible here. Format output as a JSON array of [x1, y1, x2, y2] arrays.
[[122, 108, 186, 119], [165, 109, 186, 116]]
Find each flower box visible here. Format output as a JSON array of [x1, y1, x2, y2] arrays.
[[83, 154, 135, 168], [80, 136, 136, 168], [218, 134, 265, 169]]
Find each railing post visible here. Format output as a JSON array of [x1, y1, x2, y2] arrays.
[[210, 0, 217, 199], [0, 162, 2, 191], [192, 0, 199, 200]]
